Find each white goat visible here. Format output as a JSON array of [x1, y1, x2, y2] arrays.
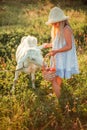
[[12, 35, 44, 90]]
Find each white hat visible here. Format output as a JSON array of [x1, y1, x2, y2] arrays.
[[46, 7, 69, 25]]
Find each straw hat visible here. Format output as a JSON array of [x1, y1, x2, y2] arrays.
[[46, 7, 69, 25]]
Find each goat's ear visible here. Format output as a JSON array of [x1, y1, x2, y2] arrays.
[[21, 36, 27, 43]]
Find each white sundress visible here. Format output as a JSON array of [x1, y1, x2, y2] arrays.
[[51, 27, 79, 79]]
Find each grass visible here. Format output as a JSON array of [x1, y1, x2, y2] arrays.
[[0, 0, 87, 130], [0, 0, 86, 28]]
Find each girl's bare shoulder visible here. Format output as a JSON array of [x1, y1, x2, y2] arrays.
[[63, 25, 73, 34]]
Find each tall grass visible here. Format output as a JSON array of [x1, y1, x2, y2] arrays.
[[0, 1, 87, 130]]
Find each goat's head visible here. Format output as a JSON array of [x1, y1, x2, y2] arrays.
[[16, 35, 44, 68], [27, 48, 43, 67], [23, 35, 37, 48]]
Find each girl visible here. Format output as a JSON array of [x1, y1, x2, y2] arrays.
[[43, 7, 79, 98]]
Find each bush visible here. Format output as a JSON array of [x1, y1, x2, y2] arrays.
[[0, 2, 87, 129]]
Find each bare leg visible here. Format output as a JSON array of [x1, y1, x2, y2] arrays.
[[52, 76, 62, 98]]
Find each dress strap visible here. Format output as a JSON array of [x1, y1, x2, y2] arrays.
[[64, 25, 73, 34]]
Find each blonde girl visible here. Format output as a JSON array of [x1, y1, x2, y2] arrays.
[[43, 7, 79, 98]]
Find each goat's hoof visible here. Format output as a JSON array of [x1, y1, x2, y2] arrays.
[[32, 86, 36, 89], [10, 89, 15, 95]]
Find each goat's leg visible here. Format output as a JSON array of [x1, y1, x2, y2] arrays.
[[12, 70, 20, 91], [31, 73, 35, 89]]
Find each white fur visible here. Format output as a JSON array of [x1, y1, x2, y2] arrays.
[[12, 35, 44, 90]]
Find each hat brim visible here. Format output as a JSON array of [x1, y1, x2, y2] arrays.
[[46, 16, 69, 25]]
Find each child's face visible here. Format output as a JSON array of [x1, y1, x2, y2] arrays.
[[52, 22, 60, 28]]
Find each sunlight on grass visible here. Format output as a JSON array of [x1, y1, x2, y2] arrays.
[[0, 1, 87, 129]]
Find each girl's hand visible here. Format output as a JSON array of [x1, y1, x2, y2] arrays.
[[46, 50, 58, 56], [43, 43, 52, 48], [43, 43, 48, 48]]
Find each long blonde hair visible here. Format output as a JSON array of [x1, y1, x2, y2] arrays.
[[51, 20, 71, 43]]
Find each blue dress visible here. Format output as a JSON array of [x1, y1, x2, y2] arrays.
[[50, 27, 79, 79]]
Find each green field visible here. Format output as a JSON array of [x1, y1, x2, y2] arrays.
[[0, 0, 87, 130]]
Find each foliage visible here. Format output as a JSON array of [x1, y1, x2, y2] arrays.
[[0, 1, 87, 130]]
